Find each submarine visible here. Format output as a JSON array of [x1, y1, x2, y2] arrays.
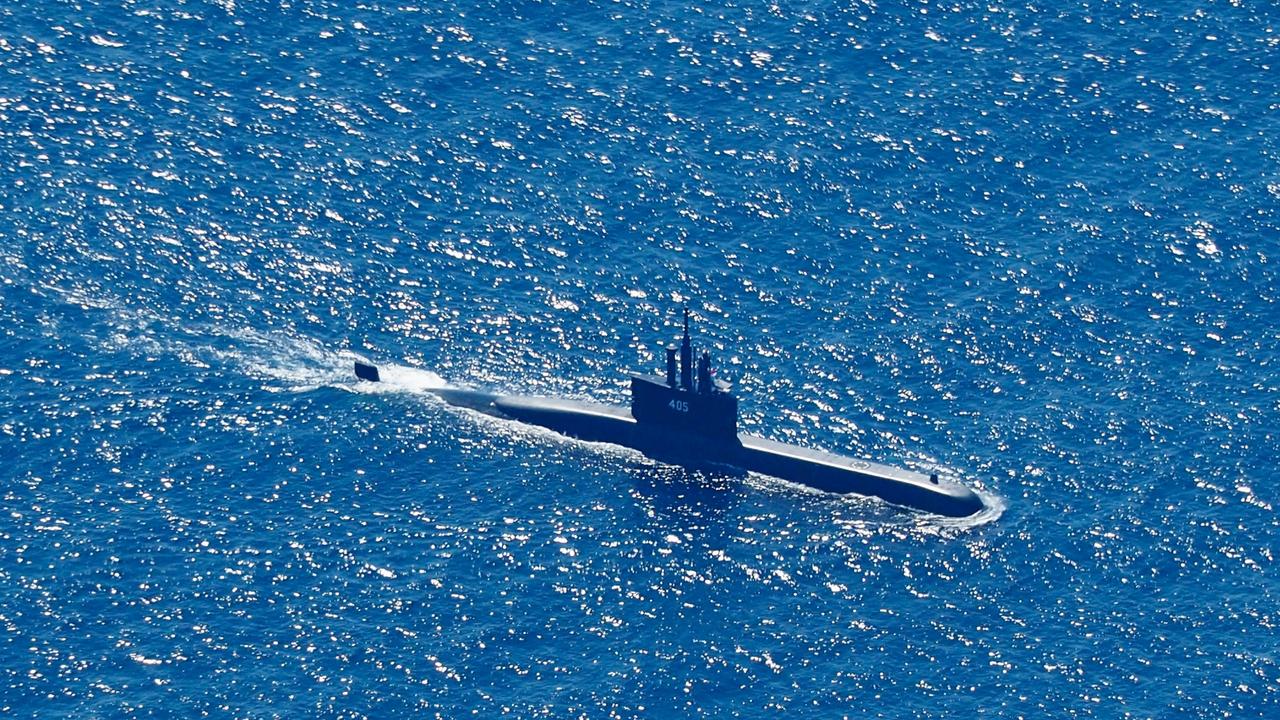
[[354, 310, 983, 517]]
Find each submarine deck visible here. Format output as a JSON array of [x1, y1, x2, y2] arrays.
[[736, 433, 981, 515], [738, 434, 929, 485]]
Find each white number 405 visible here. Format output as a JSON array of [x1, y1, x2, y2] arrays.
[[668, 399, 689, 413]]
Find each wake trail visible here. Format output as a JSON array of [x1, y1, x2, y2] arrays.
[[33, 279, 431, 395], [201, 328, 447, 397]]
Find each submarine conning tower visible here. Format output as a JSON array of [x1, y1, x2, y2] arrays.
[[629, 308, 739, 441]]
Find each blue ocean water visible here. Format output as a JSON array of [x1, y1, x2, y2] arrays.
[[2, 0, 1277, 716]]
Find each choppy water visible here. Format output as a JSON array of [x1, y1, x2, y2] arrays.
[[2, 0, 1277, 717]]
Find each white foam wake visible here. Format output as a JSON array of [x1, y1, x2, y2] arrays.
[[208, 330, 448, 396], [143, 322, 446, 396], [366, 363, 447, 393], [37, 277, 451, 397], [194, 327, 354, 392]]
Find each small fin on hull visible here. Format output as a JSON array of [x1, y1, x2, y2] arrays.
[[354, 361, 381, 382]]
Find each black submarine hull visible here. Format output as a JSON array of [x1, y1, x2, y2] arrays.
[[357, 363, 983, 517]]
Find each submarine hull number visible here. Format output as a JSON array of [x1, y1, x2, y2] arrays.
[[668, 399, 689, 413]]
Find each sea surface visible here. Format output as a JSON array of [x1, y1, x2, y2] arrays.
[[2, 0, 1277, 717]]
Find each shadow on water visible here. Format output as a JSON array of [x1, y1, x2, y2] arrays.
[[623, 459, 745, 527]]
